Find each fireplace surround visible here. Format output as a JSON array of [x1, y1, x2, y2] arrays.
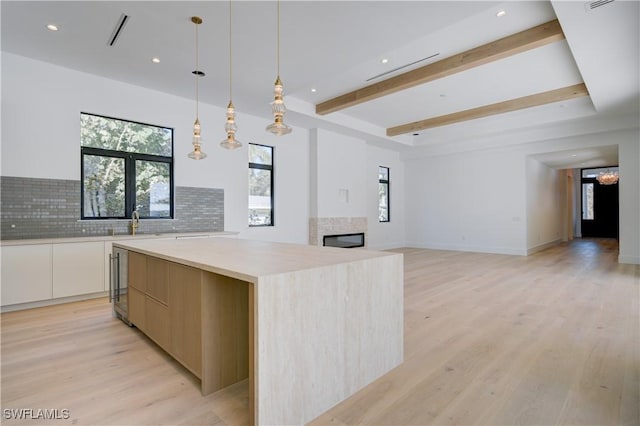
[[309, 217, 367, 247]]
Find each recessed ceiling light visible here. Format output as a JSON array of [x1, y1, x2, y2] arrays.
[[311, 88, 317, 93], [47, 24, 59, 31], [151, 57, 160, 64], [381, 58, 389, 64], [571, 154, 577, 157], [496, 10, 506, 17]]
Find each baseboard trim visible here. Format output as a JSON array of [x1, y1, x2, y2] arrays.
[[404, 241, 527, 256], [367, 242, 406, 251], [618, 255, 640, 265], [526, 239, 562, 256], [1, 291, 108, 313]]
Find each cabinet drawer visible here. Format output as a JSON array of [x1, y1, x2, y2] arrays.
[[146, 296, 170, 351], [146, 257, 168, 304], [128, 252, 147, 292], [128, 287, 146, 332], [169, 263, 202, 377]]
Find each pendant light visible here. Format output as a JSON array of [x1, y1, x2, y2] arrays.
[[220, 0, 242, 149], [188, 16, 207, 160], [266, 0, 292, 136]]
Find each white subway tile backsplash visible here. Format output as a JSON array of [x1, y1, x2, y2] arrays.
[[0, 176, 224, 240]]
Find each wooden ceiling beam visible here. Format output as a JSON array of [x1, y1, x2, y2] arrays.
[[386, 83, 589, 136], [315, 19, 565, 116]]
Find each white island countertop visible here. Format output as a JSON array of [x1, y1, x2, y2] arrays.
[[113, 237, 396, 283]]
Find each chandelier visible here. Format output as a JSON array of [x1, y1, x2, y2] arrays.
[[596, 169, 619, 185]]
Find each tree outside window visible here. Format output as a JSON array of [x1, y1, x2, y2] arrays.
[[248, 144, 274, 226], [379, 166, 390, 222], [80, 113, 173, 219]]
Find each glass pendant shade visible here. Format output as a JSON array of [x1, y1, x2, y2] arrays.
[[266, 0, 292, 136], [188, 16, 206, 160], [220, 0, 242, 150], [188, 118, 207, 160], [220, 102, 242, 149], [266, 76, 292, 135]]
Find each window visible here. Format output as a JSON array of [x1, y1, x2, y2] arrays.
[[582, 183, 594, 220], [249, 143, 274, 226], [80, 113, 173, 219], [378, 166, 390, 222]]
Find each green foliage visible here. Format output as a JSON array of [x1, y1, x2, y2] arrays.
[[83, 155, 125, 217], [136, 161, 170, 217], [81, 114, 172, 218], [248, 144, 273, 225], [248, 169, 271, 197], [80, 114, 172, 156], [248, 144, 272, 165]]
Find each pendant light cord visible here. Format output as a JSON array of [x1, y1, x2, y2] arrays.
[[229, 0, 233, 101], [276, 0, 280, 78], [195, 19, 200, 119]]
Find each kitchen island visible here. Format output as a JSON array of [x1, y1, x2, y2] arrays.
[[112, 237, 403, 425]]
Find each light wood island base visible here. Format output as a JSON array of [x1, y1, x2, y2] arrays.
[[114, 237, 404, 425]]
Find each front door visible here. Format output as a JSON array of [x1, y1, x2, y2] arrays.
[[581, 168, 619, 238]]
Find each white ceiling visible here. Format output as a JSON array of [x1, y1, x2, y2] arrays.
[[2, 1, 638, 169], [530, 145, 619, 170]]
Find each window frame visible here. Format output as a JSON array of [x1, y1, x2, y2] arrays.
[[378, 166, 390, 223], [80, 113, 174, 220], [248, 143, 275, 227]]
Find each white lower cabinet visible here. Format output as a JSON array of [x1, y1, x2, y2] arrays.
[[52, 242, 105, 298], [2, 233, 233, 309], [1, 244, 53, 305]]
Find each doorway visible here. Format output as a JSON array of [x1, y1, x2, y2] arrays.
[[581, 167, 619, 238]]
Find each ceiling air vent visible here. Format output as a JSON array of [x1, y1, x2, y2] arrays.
[[366, 53, 439, 82], [107, 13, 129, 46], [585, 0, 615, 12]]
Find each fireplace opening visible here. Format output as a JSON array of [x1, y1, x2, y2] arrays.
[[323, 233, 365, 248]]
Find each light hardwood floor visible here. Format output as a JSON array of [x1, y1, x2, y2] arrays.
[[1, 238, 638, 425]]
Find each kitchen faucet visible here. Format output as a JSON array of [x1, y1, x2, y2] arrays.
[[131, 210, 140, 235]]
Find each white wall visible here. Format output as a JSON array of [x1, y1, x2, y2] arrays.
[[572, 168, 583, 238], [1, 53, 309, 244], [366, 145, 405, 250], [526, 158, 564, 253], [618, 137, 640, 264], [404, 128, 640, 262], [405, 147, 528, 255], [310, 128, 367, 218], [308, 128, 405, 249]]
